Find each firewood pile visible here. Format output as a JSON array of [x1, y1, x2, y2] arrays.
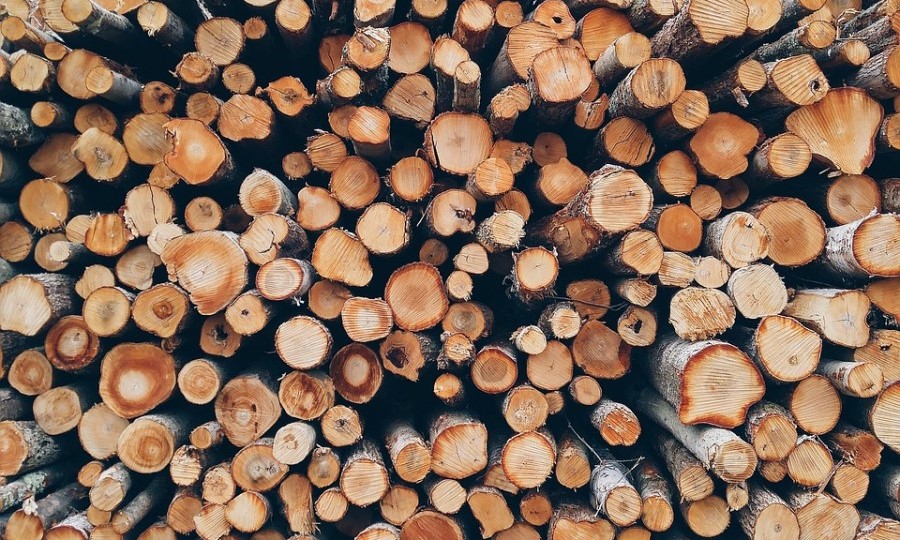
[[0, 0, 898, 538]]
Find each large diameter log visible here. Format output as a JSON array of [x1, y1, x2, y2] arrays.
[[423, 112, 493, 175], [5, 482, 88, 540], [858, 381, 900, 452], [528, 165, 653, 264], [783, 288, 870, 347], [429, 411, 488, 479], [0, 420, 67, 476], [786, 490, 859, 540], [639, 334, 764, 428], [650, 0, 749, 61], [635, 387, 757, 482], [215, 370, 281, 447], [817, 214, 900, 278], [0, 274, 76, 336], [526, 46, 593, 125], [785, 87, 883, 175], [160, 231, 248, 315], [163, 119, 235, 186], [99, 343, 175, 419]]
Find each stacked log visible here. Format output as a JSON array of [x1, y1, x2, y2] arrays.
[[0, 0, 896, 539]]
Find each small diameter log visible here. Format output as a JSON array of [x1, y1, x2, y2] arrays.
[[486, 84, 530, 136], [118, 413, 189, 474], [652, 90, 710, 144], [653, 432, 715, 502], [590, 398, 641, 446], [569, 375, 603, 405], [468, 485, 514, 537], [703, 211, 770, 269], [555, 433, 591, 490], [548, 502, 615, 540], [541, 300, 583, 338], [232, 438, 289, 493], [33, 382, 92, 435], [272, 422, 316, 467], [632, 460, 674, 532], [644, 204, 702, 253], [8, 348, 53, 396], [649, 0, 749, 61], [111, 476, 171, 534], [388, 156, 433, 203], [177, 358, 234, 406], [90, 464, 130, 513], [84, 66, 141, 106], [240, 214, 309, 266], [817, 360, 884, 398], [434, 372, 466, 406], [668, 287, 735, 341], [646, 152, 697, 200], [44, 316, 100, 375], [423, 112, 493, 175], [98, 343, 175, 419], [589, 451, 642, 527], [744, 401, 798, 462], [746, 197, 824, 267], [488, 22, 559, 92], [321, 405, 364, 448], [732, 315, 821, 383], [78, 404, 129, 463], [591, 116, 655, 168], [349, 106, 392, 162], [738, 481, 800, 540], [427, 477, 467, 514], [131, 284, 192, 339], [594, 32, 650, 87], [257, 258, 316, 303], [312, 228, 373, 287], [811, 174, 883, 226], [339, 439, 390, 507], [384, 421, 431, 484], [509, 247, 559, 304], [159, 231, 248, 315], [828, 463, 869, 504], [750, 55, 829, 109], [786, 435, 835, 487], [688, 113, 761, 180], [330, 343, 383, 403], [640, 334, 764, 428], [636, 388, 757, 482], [238, 169, 297, 217], [401, 511, 465, 540], [681, 496, 731, 537]]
